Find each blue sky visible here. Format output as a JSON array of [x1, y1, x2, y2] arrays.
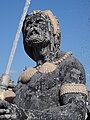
[[0, 0, 90, 89]]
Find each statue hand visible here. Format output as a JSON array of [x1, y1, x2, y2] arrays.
[[0, 100, 20, 120]]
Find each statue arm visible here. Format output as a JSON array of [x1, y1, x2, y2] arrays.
[[59, 57, 87, 120]]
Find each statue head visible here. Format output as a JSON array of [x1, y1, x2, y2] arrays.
[[22, 10, 61, 63]]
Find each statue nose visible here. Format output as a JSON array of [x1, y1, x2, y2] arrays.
[[30, 27, 39, 35]]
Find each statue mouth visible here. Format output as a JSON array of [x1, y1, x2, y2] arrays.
[[26, 36, 44, 45]]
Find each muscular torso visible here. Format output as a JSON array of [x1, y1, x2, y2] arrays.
[[13, 52, 86, 114], [13, 59, 62, 110]]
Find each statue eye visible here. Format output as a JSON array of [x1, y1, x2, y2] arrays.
[[29, 21, 33, 24], [36, 20, 39, 23], [36, 19, 43, 23], [27, 21, 33, 26]]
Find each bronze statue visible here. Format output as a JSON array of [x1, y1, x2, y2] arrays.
[[0, 10, 88, 120]]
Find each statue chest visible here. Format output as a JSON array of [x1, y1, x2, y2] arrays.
[[19, 51, 72, 86], [18, 62, 63, 93], [15, 62, 62, 110], [24, 62, 61, 91]]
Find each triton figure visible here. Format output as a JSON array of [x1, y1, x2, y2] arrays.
[[0, 10, 88, 120]]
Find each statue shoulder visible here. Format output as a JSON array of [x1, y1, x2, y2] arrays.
[[18, 67, 38, 84], [53, 51, 72, 65], [66, 54, 85, 72], [57, 51, 84, 71], [56, 51, 86, 81]]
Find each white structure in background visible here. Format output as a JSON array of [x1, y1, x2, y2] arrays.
[[6, 0, 31, 75]]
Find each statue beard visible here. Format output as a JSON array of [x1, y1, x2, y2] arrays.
[[25, 29, 43, 45], [25, 27, 50, 47]]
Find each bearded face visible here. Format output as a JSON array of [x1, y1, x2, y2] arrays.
[[22, 11, 57, 62], [23, 13, 51, 47]]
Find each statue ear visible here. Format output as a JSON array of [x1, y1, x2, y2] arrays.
[[54, 32, 61, 48]]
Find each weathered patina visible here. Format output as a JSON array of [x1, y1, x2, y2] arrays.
[[0, 10, 88, 120]]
